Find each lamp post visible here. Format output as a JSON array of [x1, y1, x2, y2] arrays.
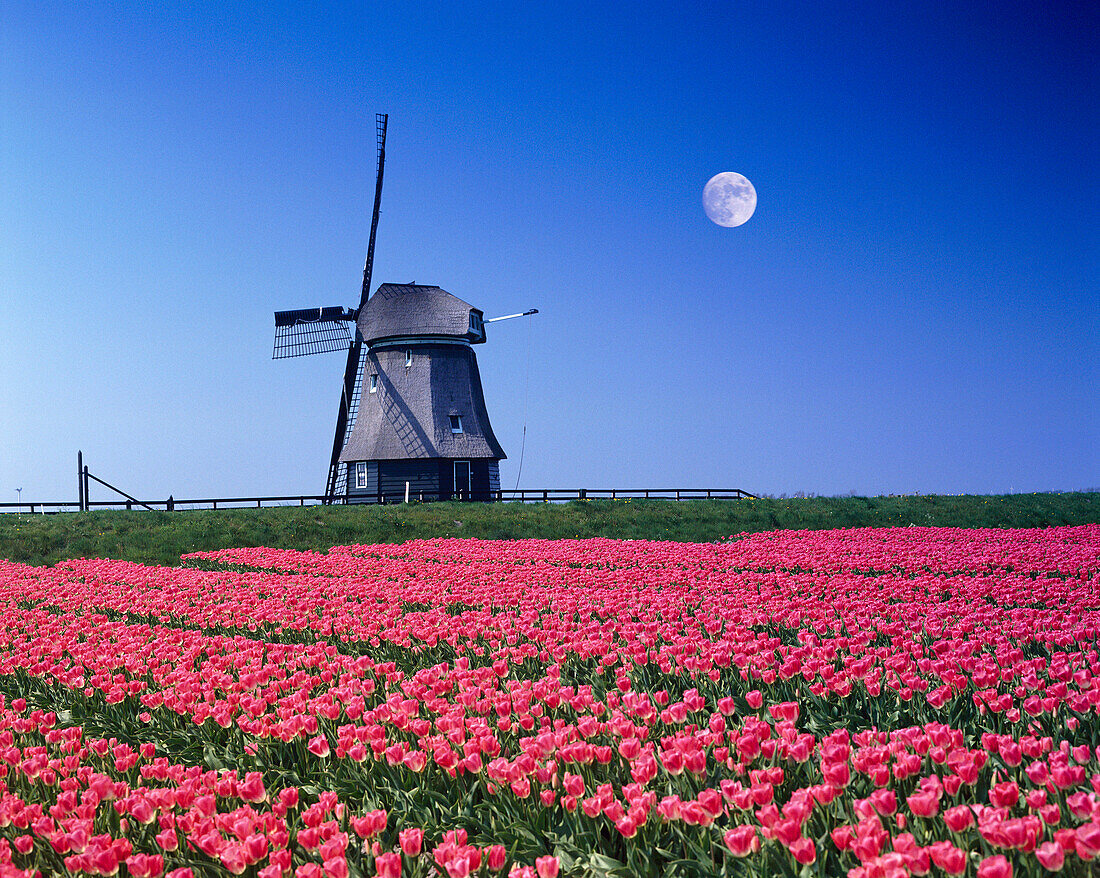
[[16, 488, 22, 513]]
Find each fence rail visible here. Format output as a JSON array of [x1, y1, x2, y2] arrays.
[[0, 488, 756, 514]]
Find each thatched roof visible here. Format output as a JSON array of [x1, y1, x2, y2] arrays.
[[360, 284, 485, 345], [338, 343, 505, 462]]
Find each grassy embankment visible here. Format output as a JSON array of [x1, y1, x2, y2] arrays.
[[0, 492, 1096, 568]]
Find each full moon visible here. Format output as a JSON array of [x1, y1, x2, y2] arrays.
[[703, 172, 757, 227]]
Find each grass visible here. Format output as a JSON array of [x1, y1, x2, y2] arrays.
[[0, 492, 1096, 568]]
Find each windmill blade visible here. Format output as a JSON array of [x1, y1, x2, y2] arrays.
[[325, 113, 388, 500], [272, 307, 357, 359]]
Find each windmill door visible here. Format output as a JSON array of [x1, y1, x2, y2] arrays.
[[454, 461, 471, 500]]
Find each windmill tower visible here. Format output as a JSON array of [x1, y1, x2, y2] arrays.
[[272, 115, 536, 502]]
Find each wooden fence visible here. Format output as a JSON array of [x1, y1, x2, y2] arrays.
[[0, 488, 756, 514]]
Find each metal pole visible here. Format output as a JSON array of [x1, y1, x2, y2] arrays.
[[77, 451, 84, 512]]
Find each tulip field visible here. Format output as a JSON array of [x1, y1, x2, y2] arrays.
[[0, 524, 1097, 878]]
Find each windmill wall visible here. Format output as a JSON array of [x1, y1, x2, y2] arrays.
[[345, 459, 500, 503]]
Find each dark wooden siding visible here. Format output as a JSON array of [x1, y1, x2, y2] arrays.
[[345, 462, 379, 497], [442, 460, 493, 501], [346, 458, 500, 503], [381, 460, 440, 502], [346, 459, 438, 502], [471, 461, 491, 500]]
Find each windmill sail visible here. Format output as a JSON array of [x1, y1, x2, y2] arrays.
[[272, 307, 357, 359], [324, 113, 388, 501]]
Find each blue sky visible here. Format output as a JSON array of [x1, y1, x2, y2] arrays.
[[2, 1, 1096, 503]]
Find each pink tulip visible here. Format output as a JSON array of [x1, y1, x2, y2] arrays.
[[486, 845, 507, 872], [1035, 841, 1065, 872], [869, 789, 897, 816], [323, 858, 349, 878], [534, 856, 559, 878], [906, 789, 940, 817], [977, 855, 1012, 878], [375, 852, 401, 878], [943, 805, 975, 832], [1077, 822, 1100, 859], [399, 828, 423, 857], [724, 826, 760, 857], [789, 837, 816, 864], [989, 781, 1020, 808]]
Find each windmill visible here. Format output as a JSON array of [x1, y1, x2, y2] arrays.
[[272, 115, 537, 502], [273, 113, 388, 501]]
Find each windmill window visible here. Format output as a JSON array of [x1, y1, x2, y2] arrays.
[[449, 415, 463, 434], [369, 374, 378, 393], [405, 349, 412, 367], [355, 462, 367, 489]]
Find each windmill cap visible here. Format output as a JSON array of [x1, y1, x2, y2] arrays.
[[361, 284, 486, 344]]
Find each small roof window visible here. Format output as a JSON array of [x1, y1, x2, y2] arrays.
[[449, 415, 463, 434]]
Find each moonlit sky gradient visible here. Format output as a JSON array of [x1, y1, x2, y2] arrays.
[[2, 2, 1097, 502]]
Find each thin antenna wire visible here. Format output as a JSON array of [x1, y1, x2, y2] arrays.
[[510, 314, 534, 497]]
